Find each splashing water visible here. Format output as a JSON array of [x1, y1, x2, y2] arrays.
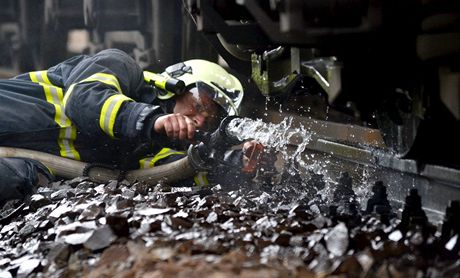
[[226, 117, 376, 208], [227, 117, 315, 177]]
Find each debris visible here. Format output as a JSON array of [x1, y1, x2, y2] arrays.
[[206, 211, 218, 223], [0, 169, 458, 277], [29, 194, 51, 211], [62, 232, 93, 245], [445, 235, 458, 251], [136, 207, 171, 216], [325, 222, 349, 256], [388, 230, 403, 242], [16, 258, 41, 278], [105, 215, 129, 237], [83, 226, 117, 251], [49, 204, 73, 220]]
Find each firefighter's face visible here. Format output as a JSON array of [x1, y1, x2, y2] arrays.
[[173, 88, 220, 130]]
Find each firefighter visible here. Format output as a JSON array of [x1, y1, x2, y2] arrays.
[[0, 48, 258, 205]]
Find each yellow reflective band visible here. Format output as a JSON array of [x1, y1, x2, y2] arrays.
[[29, 72, 39, 83], [63, 73, 122, 108], [28, 70, 81, 160], [42, 85, 68, 127], [29, 71, 51, 85], [29, 72, 67, 127], [81, 73, 122, 93], [58, 127, 80, 160], [194, 172, 209, 186], [150, 148, 185, 167], [99, 94, 133, 138], [28, 70, 80, 160], [63, 83, 76, 107], [139, 157, 154, 169], [139, 148, 185, 168], [157, 91, 175, 100]]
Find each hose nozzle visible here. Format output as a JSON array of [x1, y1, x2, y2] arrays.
[[195, 116, 244, 151]]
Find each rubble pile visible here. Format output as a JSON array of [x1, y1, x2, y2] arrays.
[[0, 173, 459, 277]]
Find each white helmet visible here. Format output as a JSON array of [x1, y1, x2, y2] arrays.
[[162, 59, 244, 116]]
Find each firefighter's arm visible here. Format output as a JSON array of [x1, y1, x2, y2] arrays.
[[62, 49, 163, 140]]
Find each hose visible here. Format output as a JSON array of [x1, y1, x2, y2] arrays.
[[0, 146, 200, 185]]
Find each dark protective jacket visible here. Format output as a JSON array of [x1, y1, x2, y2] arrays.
[[0, 49, 247, 187]]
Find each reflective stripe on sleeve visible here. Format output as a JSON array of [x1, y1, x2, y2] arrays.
[[63, 83, 76, 107], [139, 148, 185, 169], [193, 172, 209, 186], [79, 73, 122, 93], [63, 73, 122, 107], [30, 71, 66, 126], [42, 85, 68, 127], [99, 94, 133, 138], [29, 71, 52, 85], [29, 71, 81, 160]]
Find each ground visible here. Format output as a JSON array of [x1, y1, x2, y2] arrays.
[[0, 174, 459, 277]]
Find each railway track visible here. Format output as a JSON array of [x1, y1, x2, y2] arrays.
[[267, 114, 460, 223]]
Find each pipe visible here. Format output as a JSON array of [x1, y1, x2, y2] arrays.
[[0, 146, 201, 185]]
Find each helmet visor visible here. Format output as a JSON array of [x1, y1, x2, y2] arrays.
[[193, 81, 240, 116], [186, 83, 225, 131]]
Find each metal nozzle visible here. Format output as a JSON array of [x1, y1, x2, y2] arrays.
[[194, 116, 244, 151], [191, 117, 244, 167]]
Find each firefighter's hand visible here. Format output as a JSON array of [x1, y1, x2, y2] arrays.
[[154, 114, 196, 140], [242, 140, 277, 173], [242, 140, 264, 173]]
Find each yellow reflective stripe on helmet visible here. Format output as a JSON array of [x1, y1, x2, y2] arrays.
[[29, 70, 81, 160], [99, 94, 133, 138], [193, 172, 209, 186], [139, 148, 185, 168], [80, 73, 122, 93]]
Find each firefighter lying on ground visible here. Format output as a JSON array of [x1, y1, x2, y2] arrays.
[[0, 48, 264, 206]]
